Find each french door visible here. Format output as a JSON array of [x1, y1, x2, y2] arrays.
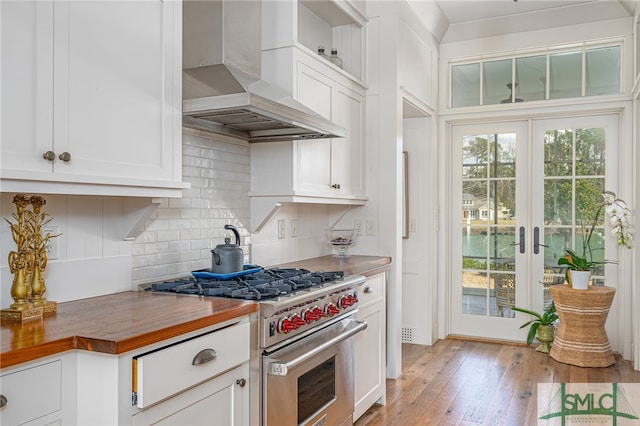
[[450, 114, 618, 341]]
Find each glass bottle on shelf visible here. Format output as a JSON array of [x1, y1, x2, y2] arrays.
[[329, 48, 343, 69], [317, 46, 330, 60]]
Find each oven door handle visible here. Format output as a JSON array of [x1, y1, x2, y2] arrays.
[[267, 319, 367, 376]]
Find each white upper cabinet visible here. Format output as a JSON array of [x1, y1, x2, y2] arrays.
[[250, 1, 367, 230], [295, 60, 365, 199], [0, 0, 186, 197]]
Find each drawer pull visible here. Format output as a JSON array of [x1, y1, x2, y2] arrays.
[[236, 378, 246, 388], [192, 348, 217, 366], [0, 394, 6, 408], [364, 286, 373, 293]]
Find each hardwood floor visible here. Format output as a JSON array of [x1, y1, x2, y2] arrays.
[[354, 339, 640, 426]]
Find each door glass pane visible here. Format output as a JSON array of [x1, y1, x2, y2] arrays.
[[544, 130, 573, 176], [462, 132, 516, 318], [585, 46, 620, 96], [452, 63, 480, 107], [543, 126, 606, 293], [516, 55, 546, 102], [483, 59, 512, 105], [576, 128, 605, 176], [550, 51, 582, 99]]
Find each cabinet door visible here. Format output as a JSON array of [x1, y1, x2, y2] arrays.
[[131, 364, 249, 426], [54, 0, 180, 183], [331, 83, 365, 197], [296, 63, 332, 195], [0, 0, 54, 175], [354, 301, 385, 421], [0, 360, 62, 425], [1, 0, 182, 190]]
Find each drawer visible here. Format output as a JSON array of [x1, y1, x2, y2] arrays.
[[0, 360, 61, 425], [358, 274, 384, 309], [133, 321, 250, 408]]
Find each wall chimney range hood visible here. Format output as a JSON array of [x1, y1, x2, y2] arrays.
[[182, 1, 345, 143]]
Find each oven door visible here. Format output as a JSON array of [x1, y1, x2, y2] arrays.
[[262, 317, 367, 426]]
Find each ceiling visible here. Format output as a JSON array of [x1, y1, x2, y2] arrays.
[[436, 0, 595, 24], [423, 0, 638, 42]]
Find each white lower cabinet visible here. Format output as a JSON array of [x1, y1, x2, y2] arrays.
[[131, 363, 249, 426], [0, 352, 77, 426], [71, 317, 254, 425], [126, 319, 252, 426], [0, 318, 254, 426], [354, 273, 386, 421]]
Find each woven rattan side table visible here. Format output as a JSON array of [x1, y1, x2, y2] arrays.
[[549, 284, 615, 367]]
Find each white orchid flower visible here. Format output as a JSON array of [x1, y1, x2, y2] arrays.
[[602, 191, 616, 204]]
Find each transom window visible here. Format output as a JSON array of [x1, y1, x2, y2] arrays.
[[451, 44, 621, 108]]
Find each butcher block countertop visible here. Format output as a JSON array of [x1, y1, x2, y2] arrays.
[[275, 255, 392, 278], [1, 255, 390, 369], [0, 291, 257, 369]]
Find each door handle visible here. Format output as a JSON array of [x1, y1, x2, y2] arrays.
[[509, 226, 525, 254], [533, 227, 547, 254]]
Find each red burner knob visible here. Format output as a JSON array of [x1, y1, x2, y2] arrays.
[[312, 306, 325, 319], [338, 295, 350, 309], [302, 308, 318, 323], [325, 303, 340, 317], [290, 313, 305, 328], [277, 317, 296, 334], [351, 293, 359, 304]]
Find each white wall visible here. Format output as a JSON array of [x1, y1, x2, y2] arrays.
[[402, 115, 438, 345]]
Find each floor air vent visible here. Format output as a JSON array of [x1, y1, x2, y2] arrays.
[[401, 327, 414, 343]]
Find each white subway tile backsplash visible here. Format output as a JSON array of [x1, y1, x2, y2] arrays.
[[155, 230, 181, 242], [132, 130, 251, 285], [168, 198, 191, 209]]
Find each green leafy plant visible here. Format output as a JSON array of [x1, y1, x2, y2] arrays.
[[512, 303, 558, 346], [558, 248, 605, 272]]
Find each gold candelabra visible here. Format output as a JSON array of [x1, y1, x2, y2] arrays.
[[2, 194, 59, 322]]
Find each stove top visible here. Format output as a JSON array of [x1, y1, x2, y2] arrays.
[[146, 268, 345, 301]]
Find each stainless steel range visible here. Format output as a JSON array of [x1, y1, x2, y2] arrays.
[[146, 267, 367, 426]]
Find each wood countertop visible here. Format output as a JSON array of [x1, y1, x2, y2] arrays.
[[274, 255, 392, 277], [0, 291, 257, 369], [1, 255, 390, 369]]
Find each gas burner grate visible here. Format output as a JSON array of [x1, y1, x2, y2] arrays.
[[146, 267, 345, 300]]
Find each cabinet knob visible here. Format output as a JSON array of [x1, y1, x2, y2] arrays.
[[0, 394, 7, 408], [364, 286, 373, 294], [42, 151, 56, 162], [192, 348, 217, 366], [236, 378, 246, 388], [58, 151, 71, 163], [331, 183, 341, 189]]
